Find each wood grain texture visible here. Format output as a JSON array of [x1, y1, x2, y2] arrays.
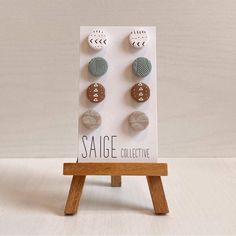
[[146, 176, 169, 214], [63, 163, 168, 176], [64, 164, 168, 214], [111, 176, 122, 187], [0, 0, 236, 158], [64, 175, 86, 215]]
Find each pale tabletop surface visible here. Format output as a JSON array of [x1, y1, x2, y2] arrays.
[[0, 158, 235, 236]]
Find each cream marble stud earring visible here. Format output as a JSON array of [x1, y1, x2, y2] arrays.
[[81, 110, 101, 129], [128, 111, 149, 131]]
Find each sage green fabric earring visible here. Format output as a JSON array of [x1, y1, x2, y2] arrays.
[[88, 57, 108, 77], [132, 57, 152, 78]]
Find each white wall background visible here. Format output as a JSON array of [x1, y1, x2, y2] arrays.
[[0, 0, 235, 158]]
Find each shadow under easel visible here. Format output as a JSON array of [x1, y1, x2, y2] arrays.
[[0, 160, 153, 216]]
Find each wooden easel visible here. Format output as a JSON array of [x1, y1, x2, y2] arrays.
[[63, 161, 169, 215]]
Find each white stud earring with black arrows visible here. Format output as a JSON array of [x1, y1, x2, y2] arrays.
[[129, 30, 149, 48], [88, 30, 108, 50]]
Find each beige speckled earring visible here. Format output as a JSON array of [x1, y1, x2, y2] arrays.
[[128, 111, 149, 131], [81, 110, 101, 129]]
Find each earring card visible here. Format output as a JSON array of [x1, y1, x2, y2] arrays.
[[79, 26, 158, 162]]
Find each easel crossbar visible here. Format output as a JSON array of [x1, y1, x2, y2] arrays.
[[63, 163, 168, 176]]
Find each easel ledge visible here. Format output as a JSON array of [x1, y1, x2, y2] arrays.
[[63, 162, 169, 215]]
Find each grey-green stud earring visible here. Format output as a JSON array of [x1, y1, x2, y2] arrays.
[[81, 110, 101, 129], [132, 57, 152, 78], [88, 57, 108, 77], [128, 111, 149, 131]]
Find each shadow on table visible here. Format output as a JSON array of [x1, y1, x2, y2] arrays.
[[0, 163, 153, 216]]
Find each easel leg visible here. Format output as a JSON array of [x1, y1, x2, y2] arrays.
[[146, 176, 169, 214], [64, 175, 86, 215], [111, 176, 121, 187]]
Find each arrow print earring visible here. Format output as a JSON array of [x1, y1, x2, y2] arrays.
[[88, 30, 108, 50], [129, 30, 149, 48]]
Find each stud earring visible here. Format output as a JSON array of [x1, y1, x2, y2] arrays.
[[87, 83, 105, 103], [81, 110, 101, 129], [131, 82, 150, 102], [88, 30, 108, 50], [128, 111, 149, 131], [88, 57, 108, 77], [129, 30, 149, 48], [132, 57, 152, 78]]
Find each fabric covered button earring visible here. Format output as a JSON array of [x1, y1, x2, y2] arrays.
[[87, 83, 105, 103], [88, 57, 108, 77], [132, 57, 152, 78], [128, 111, 149, 131], [129, 30, 149, 48], [81, 110, 101, 129], [131, 82, 150, 102], [88, 30, 108, 50]]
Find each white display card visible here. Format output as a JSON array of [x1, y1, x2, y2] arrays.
[[78, 26, 158, 162]]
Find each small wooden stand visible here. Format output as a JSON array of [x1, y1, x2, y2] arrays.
[[63, 162, 169, 215]]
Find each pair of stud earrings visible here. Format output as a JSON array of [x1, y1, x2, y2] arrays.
[[88, 56, 152, 78], [86, 82, 150, 104], [82, 110, 149, 131], [88, 29, 149, 50]]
